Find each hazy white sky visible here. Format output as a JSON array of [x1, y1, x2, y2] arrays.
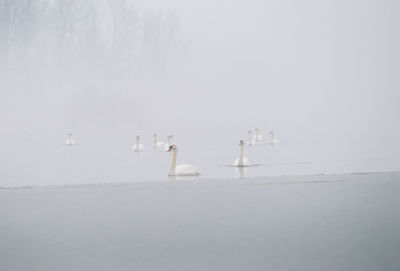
[[0, 0, 399, 145], [135, 0, 400, 141]]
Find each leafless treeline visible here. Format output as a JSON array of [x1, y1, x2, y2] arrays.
[[0, 0, 189, 84]]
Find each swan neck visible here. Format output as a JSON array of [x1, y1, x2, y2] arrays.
[[170, 147, 177, 174], [239, 144, 244, 165], [136, 137, 140, 146], [153, 135, 157, 145], [68, 134, 72, 145]]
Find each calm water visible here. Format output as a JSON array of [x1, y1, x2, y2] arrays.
[[1, 132, 400, 270], [1, 172, 400, 270], [0, 131, 399, 187]]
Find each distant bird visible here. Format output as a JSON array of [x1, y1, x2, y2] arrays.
[[233, 140, 250, 167], [254, 128, 262, 143], [132, 135, 145, 152], [164, 135, 174, 151], [153, 133, 164, 149], [269, 131, 280, 144], [167, 144, 200, 176], [247, 130, 256, 146], [66, 133, 75, 146]]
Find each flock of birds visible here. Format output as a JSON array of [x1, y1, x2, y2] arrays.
[[66, 129, 280, 177]]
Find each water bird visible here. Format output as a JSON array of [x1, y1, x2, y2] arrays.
[[132, 135, 145, 152], [254, 128, 262, 143], [167, 144, 200, 176], [233, 140, 250, 167], [164, 135, 174, 151], [153, 133, 164, 149], [269, 131, 280, 144], [247, 130, 256, 146], [66, 133, 75, 146]]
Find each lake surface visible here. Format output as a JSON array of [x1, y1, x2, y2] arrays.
[[1, 131, 399, 187], [1, 172, 400, 270], [1, 131, 399, 270]]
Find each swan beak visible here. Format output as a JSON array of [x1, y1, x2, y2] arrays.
[[167, 146, 173, 152]]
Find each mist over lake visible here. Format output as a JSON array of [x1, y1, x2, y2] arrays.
[[1, 0, 399, 270]]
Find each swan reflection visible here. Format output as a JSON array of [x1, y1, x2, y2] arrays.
[[234, 167, 247, 179]]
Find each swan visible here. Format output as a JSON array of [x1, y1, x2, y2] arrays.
[[153, 133, 164, 149], [254, 128, 262, 143], [269, 131, 280, 144], [132, 135, 145, 152], [167, 144, 200, 176], [233, 140, 250, 167], [164, 135, 174, 151], [66, 133, 75, 146], [247, 130, 256, 146]]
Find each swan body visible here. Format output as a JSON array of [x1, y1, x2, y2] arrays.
[[66, 133, 75, 146], [132, 135, 145, 152], [153, 133, 164, 149], [269, 131, 280, 144], [164, 135, 174, 151], [233, 140, 250, 167], [234, 157, 250, 167], [247, 130, 256, 146], [173, 164, 201, 176], [167, 144, 200, 176]]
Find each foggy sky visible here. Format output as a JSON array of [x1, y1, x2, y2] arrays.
[[1, 0, 399, 150]]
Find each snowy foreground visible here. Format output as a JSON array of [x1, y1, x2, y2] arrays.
[[1, 172, 400, 271]]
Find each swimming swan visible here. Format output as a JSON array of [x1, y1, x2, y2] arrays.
[[167, 144, 200, 176], [269, 131, 280, 144], [164, 135, 174, 151], [153, 133, 164, 149], [132, 135, 145, 152], [247, 130, 256, 146], [233, 140, 250, 167], [66, 133, 75, 146], [254, 128, 262, 143]]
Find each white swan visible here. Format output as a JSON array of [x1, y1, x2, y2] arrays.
[[167, 144, 200, 176], [66, 133, 75, 146], [254, 128, 262, 143], [132, 135, 145, 152], [233, 140, 250, 167], [153, 133, 164, 149], [247, 130, 256, 146], [164, 135, 174, 151], [269, 131, 280, 144]]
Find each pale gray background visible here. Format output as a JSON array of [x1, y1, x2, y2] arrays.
[[0, 0, 399, 186]]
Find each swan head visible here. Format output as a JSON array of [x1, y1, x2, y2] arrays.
[[167, 144, 177, 152], [153, 133, 157, 138], [136, 134, 140, 140], [269, 131, 274, 134], [239, 140, 244, 145], [248, 130, 253, 134], [68, 133, 72, 136], [254, 128, 259, 133]]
